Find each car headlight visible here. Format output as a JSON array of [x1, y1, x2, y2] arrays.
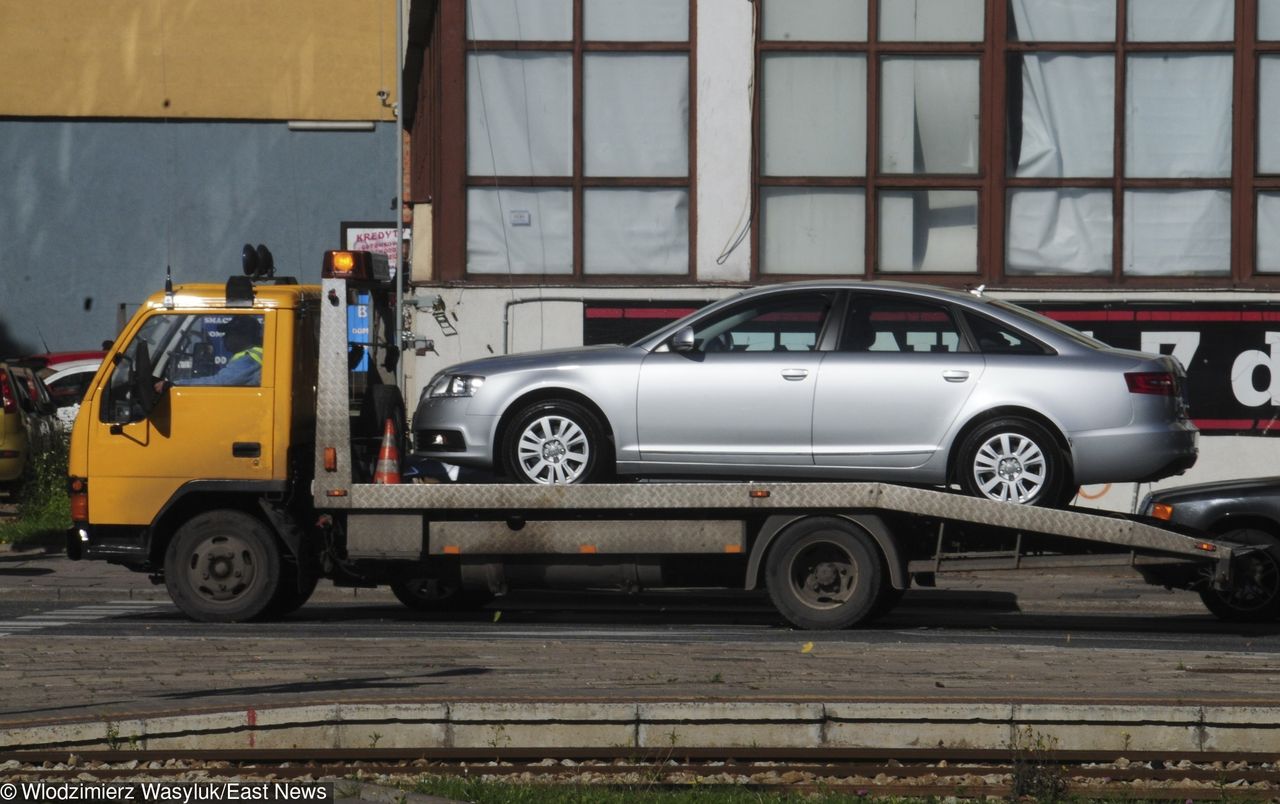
[[425, 373, 485, 398]]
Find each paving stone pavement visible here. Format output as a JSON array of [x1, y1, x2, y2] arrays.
[[0, 544, 1277, 745]]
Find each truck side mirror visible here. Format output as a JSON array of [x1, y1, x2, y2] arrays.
[[670, 326, 696, 353]]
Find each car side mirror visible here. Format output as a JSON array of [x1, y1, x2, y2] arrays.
[[670, 326, 696, 353]]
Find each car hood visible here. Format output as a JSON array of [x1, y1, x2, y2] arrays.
[[432, 344, 637, 377], [1149, 476, 1280, 503]]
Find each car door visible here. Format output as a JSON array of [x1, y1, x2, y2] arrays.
[[812, 293, 984, 471], [635, 290, 836, 466]]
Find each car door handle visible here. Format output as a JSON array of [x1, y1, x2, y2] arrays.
[[232, 442, 261, 458], [781, 369, 809, 381], [942, 370, 970, 383]]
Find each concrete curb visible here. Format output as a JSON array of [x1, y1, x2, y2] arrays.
[[3, 701, 1279, 754]]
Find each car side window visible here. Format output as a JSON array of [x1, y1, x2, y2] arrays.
[[841, 297, 962, 353], [964, 312, 1048, 355], [691, 292, 834, 353]]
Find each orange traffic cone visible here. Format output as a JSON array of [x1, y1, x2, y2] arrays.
[[373, 418, 401, 484]]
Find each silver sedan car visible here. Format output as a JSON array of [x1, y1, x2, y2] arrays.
[[412, 281, 1198, 506]]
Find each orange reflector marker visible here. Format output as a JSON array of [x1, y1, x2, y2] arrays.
[[579, 545, 598, 554], [1150, 502, 1174, 520], [323, 447, 337, 472], [443, 545, 460, 555], [724, 544, 743, 554], [325, 489, 348, 497], [69, 493, 88, 521], [750, 489, 770, 499], [1197, 542, 1217, 552]]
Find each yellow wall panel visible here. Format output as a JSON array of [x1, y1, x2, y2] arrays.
[[0, 0, 399, 120]]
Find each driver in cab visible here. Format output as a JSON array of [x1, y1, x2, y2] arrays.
[[155, 316, 263, 390]]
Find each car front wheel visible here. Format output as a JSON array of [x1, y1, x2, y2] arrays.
[[502, 400, 609, 485], [956, 417, 1067, 507]]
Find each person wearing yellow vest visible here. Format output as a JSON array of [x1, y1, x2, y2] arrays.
[[175, 316, 263, 387]]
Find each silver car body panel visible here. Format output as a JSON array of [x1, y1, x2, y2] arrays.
[[411, 281, 1198, 485]]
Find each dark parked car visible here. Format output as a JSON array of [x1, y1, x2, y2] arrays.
[[1142, 479, 1280, 621]]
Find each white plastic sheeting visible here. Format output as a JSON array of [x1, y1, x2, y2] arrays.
[[1124, 190, 1230, 276], [1127, 0, 1233, 41], [761, 0, 867, 41], [466, 0, 571, 40], [879, 0, 983, 41], [467, 53, 571, 176], [880, 57, 979, 174], [467, 188, 573, 275], [761, 188, 865, 274], [1261, 57, 1280, 174], [1007, 190, 1112, 276], [1265, 0, 1280, 39], [584, 0, 688, 41], [1125, 54, 1232, 179], [1260, 194, 1280, 274], [1014, 54, 1113, 178], [1009, 0, 1114, 41], [880, 190, 978, 273], [584, 189, 688, 275], [761, 54, 866, 177], [584, 54, 688, 177]]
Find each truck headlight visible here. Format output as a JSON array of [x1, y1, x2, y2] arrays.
[[425, 373, 485, 398]]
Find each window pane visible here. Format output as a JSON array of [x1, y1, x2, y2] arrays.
[[881, 58, 979, 174], [879, 190, 978, 273], [1126, 54, 1231, 178], [1128, 0, 1233, 41], [880, 0, 983, 41], [467, 188, 573, 275], [584, 189, 688, 275], [1123, 190, 1230, 276], [467, 54, 571, 176], [1011, 54, 1113, 177], [467, 0, 572, 40], [762, 55, 867, 176], [1261, 57, 1280, 173], [1260, 193, 1280, 273], [1009, 0, 1115, 42], [696, 293, 834, 353], [845, 298, 960, 353], [584, 54, 688, 177], [762, 0, 868, 40], [585, 0, 688, 41], [761, 188, 865, 274], [1006, 189, 1112, 276], [1264, 0, 1280, 39]]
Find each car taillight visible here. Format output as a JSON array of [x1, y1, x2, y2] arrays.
[[68, 476, 88, 521], [1125, 371, 1175, 396], [0, 372, 16, 414]]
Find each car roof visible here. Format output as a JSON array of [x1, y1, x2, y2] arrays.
[[43, 360, 103, 379], [13, 351, 109, 371]]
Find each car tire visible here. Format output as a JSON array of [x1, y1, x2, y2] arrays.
[[502, 400, 610, 485], [955, 417, 1067, 507], [765, 517, 882, 630], [264, 558, 318, 618], [164, 510, 282, 623], [1200, 528, 1280, 622], [390, 577, 494, 611]]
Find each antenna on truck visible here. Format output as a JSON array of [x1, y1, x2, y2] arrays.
[[163, 265, 174, 309]]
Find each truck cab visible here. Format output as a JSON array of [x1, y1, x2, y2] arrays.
[[66, 274, 320, 581]]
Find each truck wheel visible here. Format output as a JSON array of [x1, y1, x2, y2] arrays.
[[390, 577, 493, 611], [164, 510, 281, 623], [503, 400, 609, 485], [765, 517, 882, 630], [956, 417, 1066, 507], [1200, 528, 1280, 622]]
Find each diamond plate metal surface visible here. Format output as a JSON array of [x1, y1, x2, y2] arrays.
[[347, 513, 424, 558], [429, 520, 744, 554], [313, 278, 356, 507]]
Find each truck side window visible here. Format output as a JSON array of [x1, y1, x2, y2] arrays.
[[101, 314, 267, 421]]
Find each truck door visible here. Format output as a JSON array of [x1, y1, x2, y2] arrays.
[[85, 311, 276, 526]]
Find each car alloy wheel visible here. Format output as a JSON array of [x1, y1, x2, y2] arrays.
[[972, 432, 1047, 503], [503, 400, 608, 485]]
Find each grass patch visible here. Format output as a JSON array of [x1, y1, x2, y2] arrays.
[[407, 778, 900, 803], [0, 433, 70, 548]]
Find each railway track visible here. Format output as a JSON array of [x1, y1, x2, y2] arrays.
[[1, 747, 1278, 799]]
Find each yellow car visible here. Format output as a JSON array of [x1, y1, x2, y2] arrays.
[[0, 362, 59, 491]]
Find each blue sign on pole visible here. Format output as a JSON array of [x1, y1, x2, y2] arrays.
[[348, 292, 370, 371]]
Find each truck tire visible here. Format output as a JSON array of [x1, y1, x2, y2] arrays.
[[956, 417, 1067, 507], [503, 400, 609, 485], [765, 517, 882, 630], [1200, 528, 1280, 622], [164, 510, 282, 623], [390, 577, 493, 611]]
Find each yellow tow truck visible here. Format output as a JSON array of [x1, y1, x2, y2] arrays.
[[65, 249, 1267, 626]]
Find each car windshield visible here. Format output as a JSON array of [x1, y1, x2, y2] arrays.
[[984, 299, 1108, 349]]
